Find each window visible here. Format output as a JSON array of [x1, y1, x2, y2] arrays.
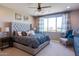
[[39, 19, 44, 31], [57, 17, 63, 32], [43, 19, 48, 31], [48, 18, 56, 32], [39, 14, 68, 32]]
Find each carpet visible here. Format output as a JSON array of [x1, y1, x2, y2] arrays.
[[0, 41, 75, 56]]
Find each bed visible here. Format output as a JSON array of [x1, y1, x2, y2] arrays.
[[11, 22, 50, 55]]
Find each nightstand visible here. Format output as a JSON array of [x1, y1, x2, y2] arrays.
[[0, 32, 13, 51], [0, 37, 13, 51]]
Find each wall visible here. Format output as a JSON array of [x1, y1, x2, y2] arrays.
[[32, 17, 39, 28], [0, 5, 34, 32], [70, 10, 79, 31], [0, 5, 15, 22]]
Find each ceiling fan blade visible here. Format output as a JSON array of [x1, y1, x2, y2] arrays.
[[28, 3, 51, 12]]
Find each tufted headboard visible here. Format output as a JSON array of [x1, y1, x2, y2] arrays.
[[11, 22, 31, 32]]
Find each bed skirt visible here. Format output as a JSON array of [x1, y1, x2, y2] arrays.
[[13, 41, 50, 56]]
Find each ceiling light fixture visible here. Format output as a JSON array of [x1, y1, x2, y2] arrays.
[[28, 3, 51, 12], [66, 6, 70, 9]]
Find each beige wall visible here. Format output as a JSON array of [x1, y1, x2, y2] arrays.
[[32, 16, 39, 28], [0, 5, 34, 32], [0, 5, 15, 22], [70, 10, 79, 31]]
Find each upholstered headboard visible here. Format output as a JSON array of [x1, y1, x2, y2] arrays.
[[11, 22, 31, 32]]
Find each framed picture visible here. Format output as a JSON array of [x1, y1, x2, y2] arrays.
[[24, 16, 28, 21], [15, 13, 22, 20]]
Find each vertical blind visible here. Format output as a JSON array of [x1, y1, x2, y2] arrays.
[[39, 13, 68, 33]]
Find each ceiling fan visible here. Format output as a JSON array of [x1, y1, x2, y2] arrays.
[[29, 3, 51, 12]]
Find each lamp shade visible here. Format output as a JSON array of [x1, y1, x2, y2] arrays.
[[5, 27, 9, 32]]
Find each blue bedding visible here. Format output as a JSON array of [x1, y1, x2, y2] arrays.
[[35, 32, 50, 44], [14, 32, 50, 49]]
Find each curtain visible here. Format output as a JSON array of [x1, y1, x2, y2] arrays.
[[39, 12, 70, 33]]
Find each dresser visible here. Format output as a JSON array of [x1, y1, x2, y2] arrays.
[[74, 35, 79, 56]]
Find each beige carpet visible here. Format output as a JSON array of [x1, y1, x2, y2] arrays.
[[0, 41, 75, 56]]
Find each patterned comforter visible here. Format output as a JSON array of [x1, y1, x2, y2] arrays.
[[13, 32, 50, 49]]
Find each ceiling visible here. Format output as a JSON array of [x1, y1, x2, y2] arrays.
[[1, 3, 79, 16]]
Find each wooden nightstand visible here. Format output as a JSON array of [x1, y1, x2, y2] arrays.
[[0, 32, 13, 51], [0, 37, 13, 51]]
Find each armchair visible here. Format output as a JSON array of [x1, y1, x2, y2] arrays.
[[60, 30, 74, 46]]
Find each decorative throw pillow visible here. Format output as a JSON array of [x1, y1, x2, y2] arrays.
[[13, 31, 18, 36], [21, 31, 27, 36]]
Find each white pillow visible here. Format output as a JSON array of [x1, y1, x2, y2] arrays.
[[18, 32, 22, 36], [27, 30, 35, 36]]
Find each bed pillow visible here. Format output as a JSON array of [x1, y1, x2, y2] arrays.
[[17, 32, 22, 36], [27, 30, 35, 36], [21, 31, 27, 36]]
